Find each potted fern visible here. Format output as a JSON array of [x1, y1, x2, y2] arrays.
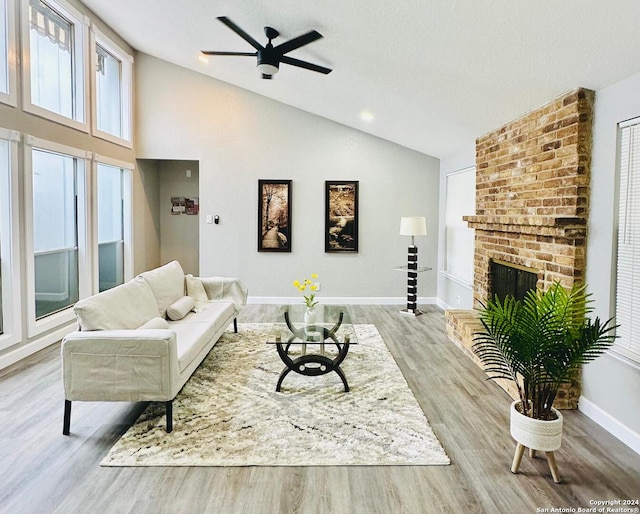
[[473, 282, 617, 483]]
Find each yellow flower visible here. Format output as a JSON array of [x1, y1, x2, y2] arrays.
[[293, 273, 321, 308]]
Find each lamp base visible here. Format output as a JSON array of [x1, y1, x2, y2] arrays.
[[399, 308, 423, 317]]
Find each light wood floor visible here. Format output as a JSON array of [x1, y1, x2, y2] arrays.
[[1, 305, 638, 514]]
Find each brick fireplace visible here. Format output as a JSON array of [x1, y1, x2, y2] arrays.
[[445, 88, 595, 409]]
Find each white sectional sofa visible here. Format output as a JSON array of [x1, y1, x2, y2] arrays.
[[61, 261, 247, 434]]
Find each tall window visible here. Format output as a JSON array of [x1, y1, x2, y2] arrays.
[[97, 163, 124, 291], [92, 28, 133, 146], [0, 0, 8, 97], [0, 127, 22, 350], [22, 0, 88, 129], [0, 137, 7, 335], [32, 148, 79, 319], [0, 0, 17, 106], [615, 118, 640, 364], [96, 45, 121, 136], [444, 167, 476, 286], [25, 137, 89, 337]]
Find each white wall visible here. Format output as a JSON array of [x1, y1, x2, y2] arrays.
[[134, 54, 440, 301], [133, 159, 161, 274], [159, 160, 199, 276], [582, 71, 640, 453], [437, 143, 476, 309]]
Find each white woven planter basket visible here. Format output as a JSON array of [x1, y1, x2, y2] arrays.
[[510, 401, 563, 452]]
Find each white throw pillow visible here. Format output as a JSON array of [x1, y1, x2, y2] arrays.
[[186, 274, 214, 313], [138, 317, 170, 330], [185, 274, 208, 301], [166, 296, 195, 321], [138, 261, 185, 318]]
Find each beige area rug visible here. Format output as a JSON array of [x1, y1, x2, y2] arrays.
[[101, 323, 450, 466]]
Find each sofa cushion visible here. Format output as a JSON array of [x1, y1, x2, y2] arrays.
[[178, 301, 235, 325], [139, 261, 185, 318], [166, 296, 195, 321], [168, 302, 235, 371], [74, 278, 159, 331], [138, 317, 170, 330], [170, 322, 217, 371]]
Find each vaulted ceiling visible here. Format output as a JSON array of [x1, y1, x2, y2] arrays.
[[81, 0, 640, 158]]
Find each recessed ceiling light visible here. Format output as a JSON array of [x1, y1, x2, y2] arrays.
[[198, 54, 210, 64], [360, 111, 374, 122]]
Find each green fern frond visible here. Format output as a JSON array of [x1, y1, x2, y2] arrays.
[[472, 281, 618, 419]]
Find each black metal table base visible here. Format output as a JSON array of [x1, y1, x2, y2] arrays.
[[275, 311, 351, 392]]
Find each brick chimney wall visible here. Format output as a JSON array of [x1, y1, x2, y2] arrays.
[[446, 88, 595, 410], [465, 87, 595, 306]]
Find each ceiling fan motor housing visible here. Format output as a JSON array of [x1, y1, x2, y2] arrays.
[[257, 45, 280, 75]]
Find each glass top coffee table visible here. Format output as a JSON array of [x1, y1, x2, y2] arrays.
[[267, 305, 357, 392]]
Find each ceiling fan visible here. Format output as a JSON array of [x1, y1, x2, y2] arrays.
[[201, 16, 332, 80]]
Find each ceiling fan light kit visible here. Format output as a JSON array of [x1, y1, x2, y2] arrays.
[[257, 34, 280, 76], [201, 16, 332, 80]]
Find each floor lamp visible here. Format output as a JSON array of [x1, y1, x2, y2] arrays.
[[399, 217, 427, 316]]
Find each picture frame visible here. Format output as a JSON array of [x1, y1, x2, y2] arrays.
[[325, 180, 359, 253], [258, 179, 292, 252]]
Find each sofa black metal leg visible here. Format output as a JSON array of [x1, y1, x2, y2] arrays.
[[63, 400, 72, 435], [166, 401, 173, 433], [234, 318, 238, 333]]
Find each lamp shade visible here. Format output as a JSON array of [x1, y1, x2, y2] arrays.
[[400, 217, 427, 236]]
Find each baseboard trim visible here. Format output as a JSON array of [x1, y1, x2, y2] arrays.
[[436, 298, 452, 310], [247, 296, 439, 306], [579, 395, 640, 455]]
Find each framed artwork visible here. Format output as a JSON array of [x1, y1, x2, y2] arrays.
[[171, 197, 199, 215], [258, 179, 292, 252], [325, 180, 359, 253]]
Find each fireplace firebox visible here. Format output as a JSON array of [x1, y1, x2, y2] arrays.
[[490, 260, 538, 303]]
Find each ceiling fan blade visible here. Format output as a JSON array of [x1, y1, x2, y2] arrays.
[[280, 56, 332, 74], [200, 51, 256, 56], [217, 16, 263, 51], [274, 30, 322, 55]]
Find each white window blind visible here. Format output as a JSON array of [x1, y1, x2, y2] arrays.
[[615, 118, 640, 363]]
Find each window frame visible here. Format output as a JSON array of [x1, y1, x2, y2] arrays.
[[24, 135, 91, 337], [90, 25, 133, 148], [0, 127, 22, 350], [0, 0, 17, 107], [442, 166, 476, 287], [92, 154, 134, 294], [613, 116, 640, 365], [20, 0, 90, 132]]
